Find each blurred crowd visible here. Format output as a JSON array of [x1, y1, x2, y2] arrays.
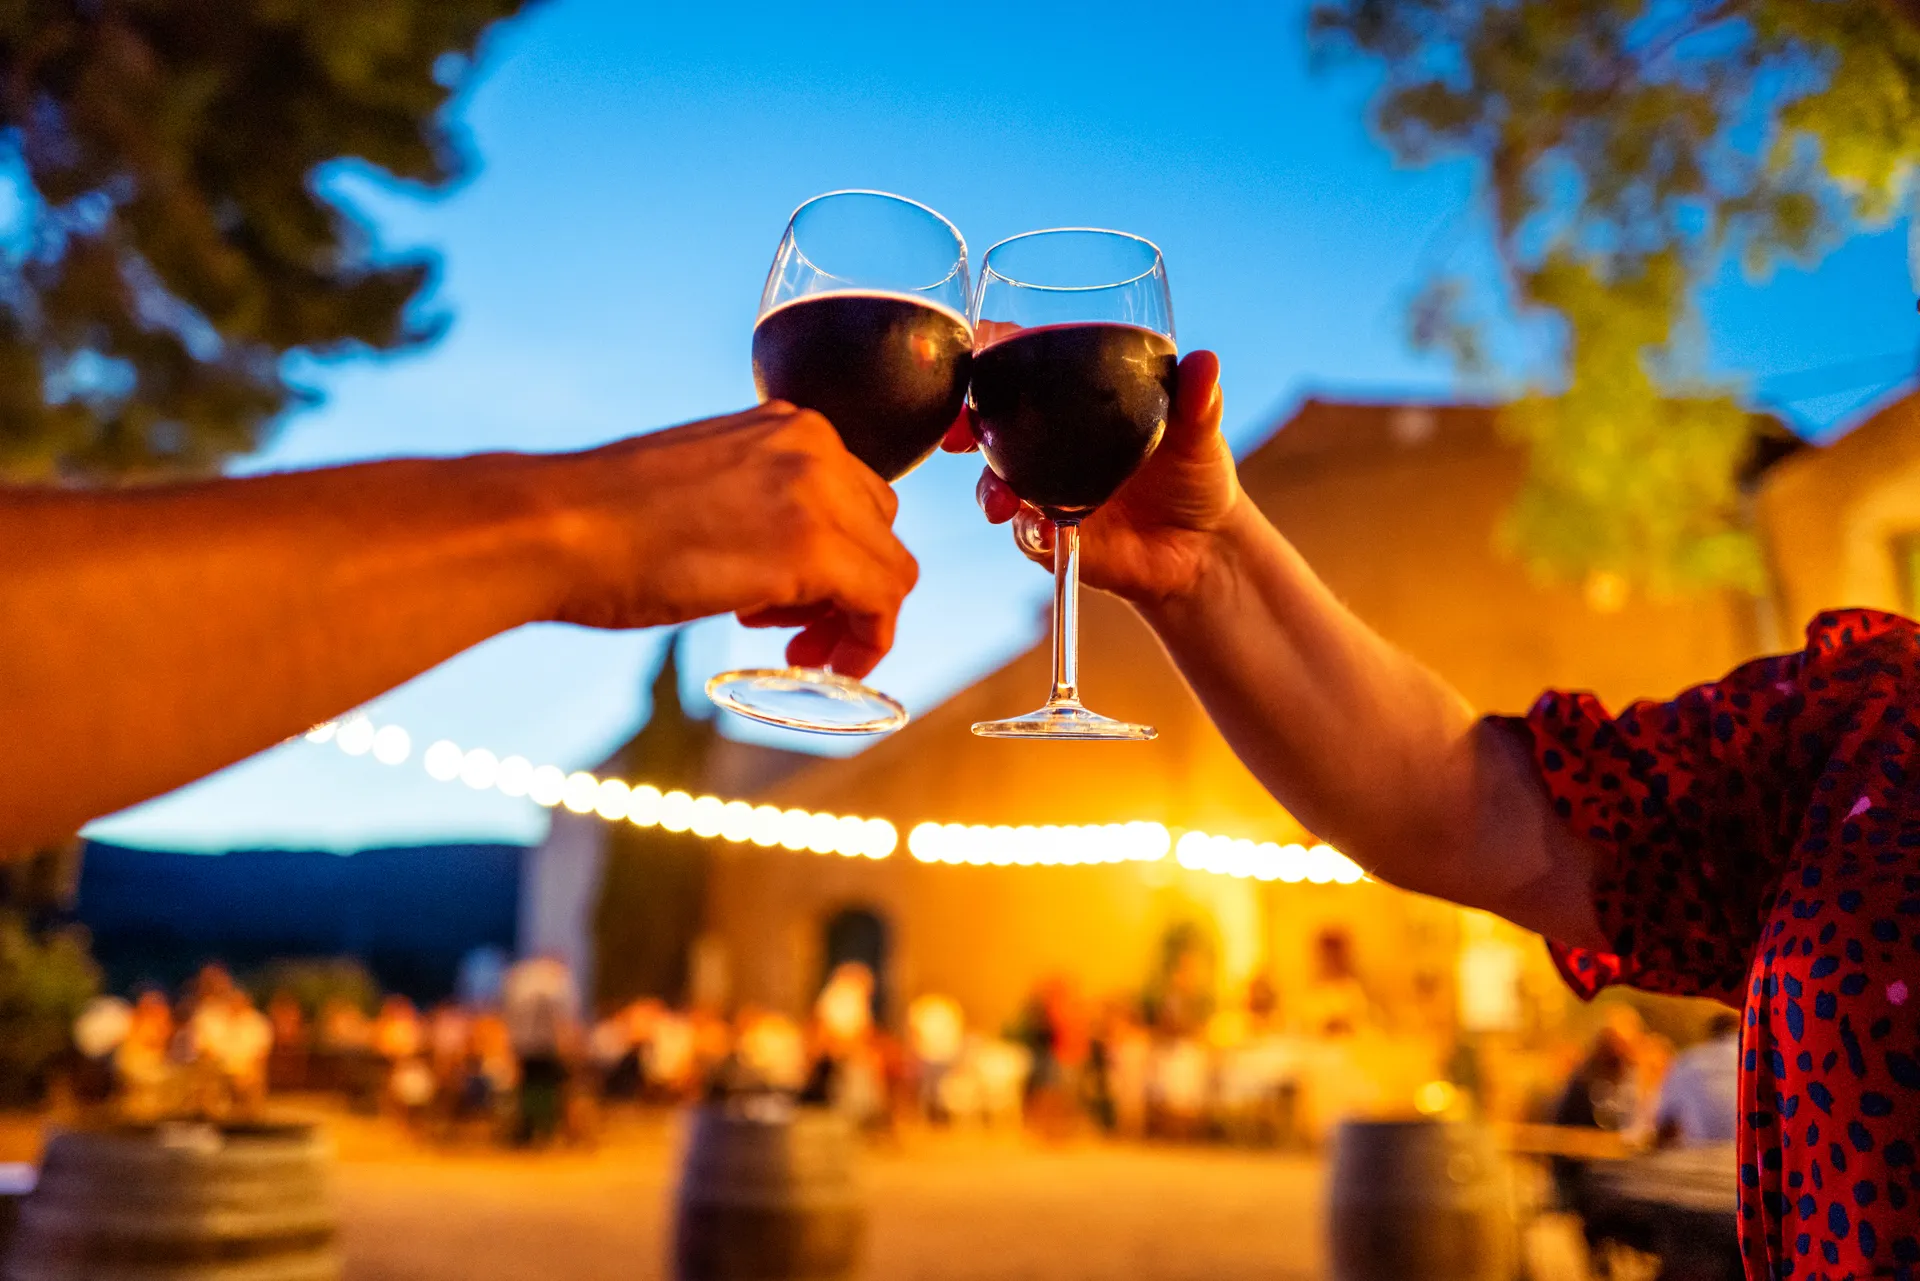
[[58, 932, 1739, 1158], [58, 945, 1385, 1148]]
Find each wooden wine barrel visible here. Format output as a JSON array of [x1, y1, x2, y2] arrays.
[[673, 1104, 864, 1281], [1329, 1118, 1515, 1281], [7, 1122, 339, 1281]]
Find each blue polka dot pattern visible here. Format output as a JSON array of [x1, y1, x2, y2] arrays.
[[1504, 610, 1920, 1280]]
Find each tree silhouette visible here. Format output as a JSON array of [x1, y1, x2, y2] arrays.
[[0, 0, 532, 480], [1315, 0, 1920, 598]]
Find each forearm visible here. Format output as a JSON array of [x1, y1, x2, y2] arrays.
[[0, 454, 571, 848], [1136, 498, 1600, 942]]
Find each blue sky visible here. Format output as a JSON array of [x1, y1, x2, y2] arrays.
[[88, 0, 1918, 852]]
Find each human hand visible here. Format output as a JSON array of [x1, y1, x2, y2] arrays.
[[943, 349, 1244, 608], [545, 402, 918, 677]]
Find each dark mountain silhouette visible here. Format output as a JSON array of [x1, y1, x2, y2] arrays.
[[76, 840, 523, 1001]]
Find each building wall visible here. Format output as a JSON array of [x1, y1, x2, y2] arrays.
[[1758, 391, 1920, 628], [519, 809, 605, 986]]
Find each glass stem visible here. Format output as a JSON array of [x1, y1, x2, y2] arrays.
[[1050, 519, 1082, 708]]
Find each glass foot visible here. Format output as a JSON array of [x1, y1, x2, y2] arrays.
[[971, 701, 1156, 741], [706, 667, 908, 737]]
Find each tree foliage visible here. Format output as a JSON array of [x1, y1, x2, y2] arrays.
[[1313, 0, 1920, 596], [0, 0, 531, 481]]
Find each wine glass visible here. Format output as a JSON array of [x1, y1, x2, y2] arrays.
[[706, 191, 972, 736], [967, 229, 1175, 740]]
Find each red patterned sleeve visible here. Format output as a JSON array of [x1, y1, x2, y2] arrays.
[[1496, 609, 1919, 1005]]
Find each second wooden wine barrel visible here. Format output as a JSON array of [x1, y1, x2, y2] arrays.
[[1329, 1118, 1514, 1281], [673, 1104, 864, 1281], [7, 1122, 339, 1281]]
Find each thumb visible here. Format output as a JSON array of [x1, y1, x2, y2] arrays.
[[1166, 350, 1222, 452]]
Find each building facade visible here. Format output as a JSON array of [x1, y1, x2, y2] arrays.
[[535, 390, 1919, 1054]]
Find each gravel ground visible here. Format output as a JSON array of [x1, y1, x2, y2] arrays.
[[332, 1117, 1327, 1281]]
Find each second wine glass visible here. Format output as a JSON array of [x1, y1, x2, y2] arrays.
[[968, 228, 1176, 741], [706, 190, 972, 736]]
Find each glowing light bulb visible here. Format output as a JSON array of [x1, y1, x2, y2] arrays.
[[909, 823, 939, 862], [528, 765, 567, 808], [371, 725, 411, 766], [749, 805, 783, 847], [806, 812, 839, 854], [660, 791, 694, 833], [563, 772, 600, 815], [690, 795, 725, 839], [459, 748, 499, 791], [495, 756, 533, 798], [863, 819, 896, 858], [1306, 843, 1338, 884], [594, 778, 631, 822], [720, 801, 755, 844], [423, 740, 463, 783], [628, 785, 662, 828], [336, 715, 376, 757], [778, 809, 812, 850], [305, 722, 339, 745]]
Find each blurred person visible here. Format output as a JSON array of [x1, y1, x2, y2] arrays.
[[315, 996, 377, 1107], [1151, 932, 1215, 1038], [1089, 1000, 1151, 1139], [814, 963, 875, 1050], [1548, 1014, 1644, 1223], [804, 963, 886, 1126], [1210, 980, 1299, 1147], [501, 954, 581, 1145], [71, 995, 132, 1106], [115, 990, 176, 1120], [587, 1011, 636, 1099], [265, 992, 310, 1092], [904, 993, 964, 1123], [1554, 1013, 1643, 1135], [426, 1002, 471, 1083], [462, 1012, 519, 1126], [1148, 1036, 1212, 1141], [954, 349, 1918, 1272], [1653, 1012, 1741, 1149], [690, 1008, 736, 1090], [182, 980, 244, 1114], [373, 995, 430, 1118], [4, 404, 923, 855], [1298, 929, 1375, 1039], [736, 1008, 808, 1094], [198, 988, 273, 1114], [372, 995, 424, 1065], [1245, 975, 1281, 1034], [1014, 976, 1089, 1140], [646, 1007, 697, 1100], [1629, 1030, 1675, 1141]]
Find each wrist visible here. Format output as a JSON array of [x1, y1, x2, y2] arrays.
[[1138, 493, 1267, 628]]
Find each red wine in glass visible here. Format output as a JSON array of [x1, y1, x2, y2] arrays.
[[970, 321, 1175, 519], [752, 291, 972, 483]]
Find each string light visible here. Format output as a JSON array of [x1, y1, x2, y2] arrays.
[[303, 715, 1362, 880]]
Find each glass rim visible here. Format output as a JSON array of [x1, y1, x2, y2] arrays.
[[784, 188, 969, 295], [978, 227, 1165, 293]]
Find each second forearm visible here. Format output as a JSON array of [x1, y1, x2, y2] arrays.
[[1136, 499, 1490, 899]]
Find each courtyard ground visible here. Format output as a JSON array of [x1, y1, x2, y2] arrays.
[[331, 1114, 1329, 1281]]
